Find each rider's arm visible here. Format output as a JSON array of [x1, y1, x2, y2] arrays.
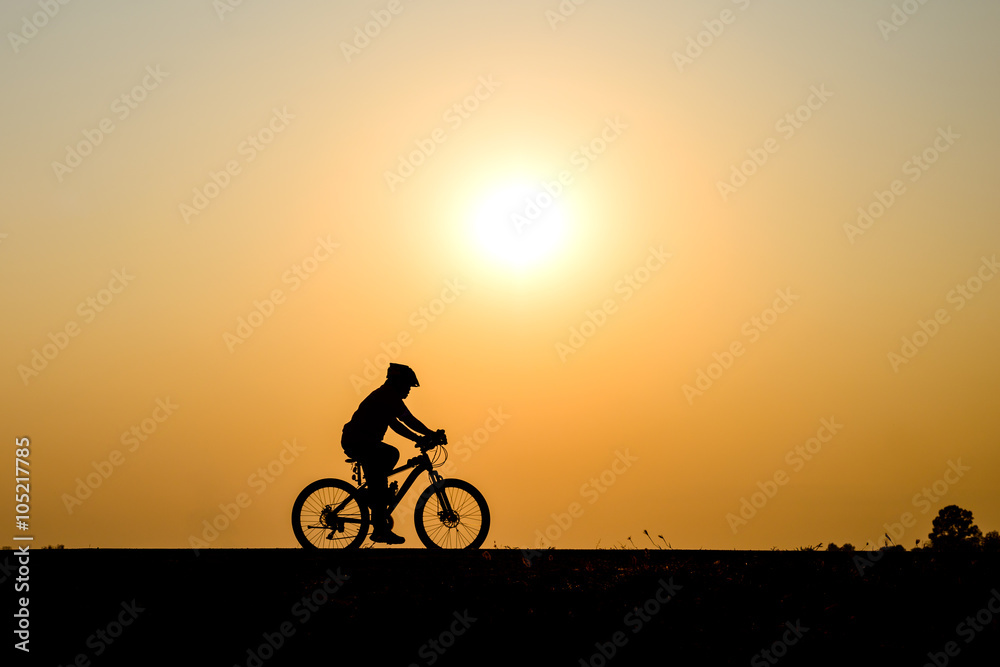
[[397, 403, 435, 437], [388, 417, 424, 442]]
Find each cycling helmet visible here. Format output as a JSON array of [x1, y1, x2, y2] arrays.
[[386, 363, 419, 387]]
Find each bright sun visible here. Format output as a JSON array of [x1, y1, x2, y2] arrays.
[[473, 182, 568, 269]]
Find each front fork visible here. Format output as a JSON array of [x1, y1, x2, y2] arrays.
[[426, 471, 459, 521]]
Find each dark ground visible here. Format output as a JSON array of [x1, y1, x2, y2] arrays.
[[10, 548, 1000, 666]]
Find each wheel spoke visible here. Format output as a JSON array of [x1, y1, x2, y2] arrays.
[[292, 480, 369, 549], [415, 481, 488, 549]]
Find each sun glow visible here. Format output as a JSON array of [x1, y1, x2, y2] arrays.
[[473, 182, 568, 269]]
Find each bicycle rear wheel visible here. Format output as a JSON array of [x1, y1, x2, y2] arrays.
[[414, 479, 489, 549], [292, 478, 369, 549]]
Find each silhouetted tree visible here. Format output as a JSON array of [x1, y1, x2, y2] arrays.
[[927, 505, 983, 551], [826, 543, 855, 552], [983, 530, 1000, 553]]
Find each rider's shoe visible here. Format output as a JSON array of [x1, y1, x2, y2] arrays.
[[369, 529, 405, 545]]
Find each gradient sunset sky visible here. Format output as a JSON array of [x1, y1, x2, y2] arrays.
[[3, 0, 999, 551]]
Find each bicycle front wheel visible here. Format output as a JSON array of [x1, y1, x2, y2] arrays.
[[414, 479, 490, 549], [292, 478, 369, 549]]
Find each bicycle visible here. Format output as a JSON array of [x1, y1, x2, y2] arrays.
[[291, 431, 490, 549]]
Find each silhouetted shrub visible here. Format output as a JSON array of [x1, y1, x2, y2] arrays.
[[928, 505, 983, 551]]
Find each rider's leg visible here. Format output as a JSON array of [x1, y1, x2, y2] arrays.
[[367, 443, 400, 539], [356, 453, 386, 529], [368, 479, 387, 532], [378, 442, 400, 476]]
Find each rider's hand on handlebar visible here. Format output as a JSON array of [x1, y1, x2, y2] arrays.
[[416, 430, 446, 450]]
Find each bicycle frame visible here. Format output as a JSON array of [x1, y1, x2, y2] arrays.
[[383, 451, 446, 515], [329, 448, 449, 521]]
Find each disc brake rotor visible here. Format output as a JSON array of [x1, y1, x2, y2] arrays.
[[439, 509, 460, 528]]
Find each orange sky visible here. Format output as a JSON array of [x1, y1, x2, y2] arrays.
[[2, 0, 999, 551]]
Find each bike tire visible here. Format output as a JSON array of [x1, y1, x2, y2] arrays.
[[291, 478, 369, 549], [413, 479, 490, 549]]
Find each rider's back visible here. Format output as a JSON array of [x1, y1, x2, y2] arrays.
[[342, 384, 404, 446]]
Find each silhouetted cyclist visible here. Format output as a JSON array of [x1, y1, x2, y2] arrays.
[[342, 363, 440, 544]]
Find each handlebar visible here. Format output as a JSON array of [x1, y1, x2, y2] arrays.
[[416, 429, 447, 451]]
